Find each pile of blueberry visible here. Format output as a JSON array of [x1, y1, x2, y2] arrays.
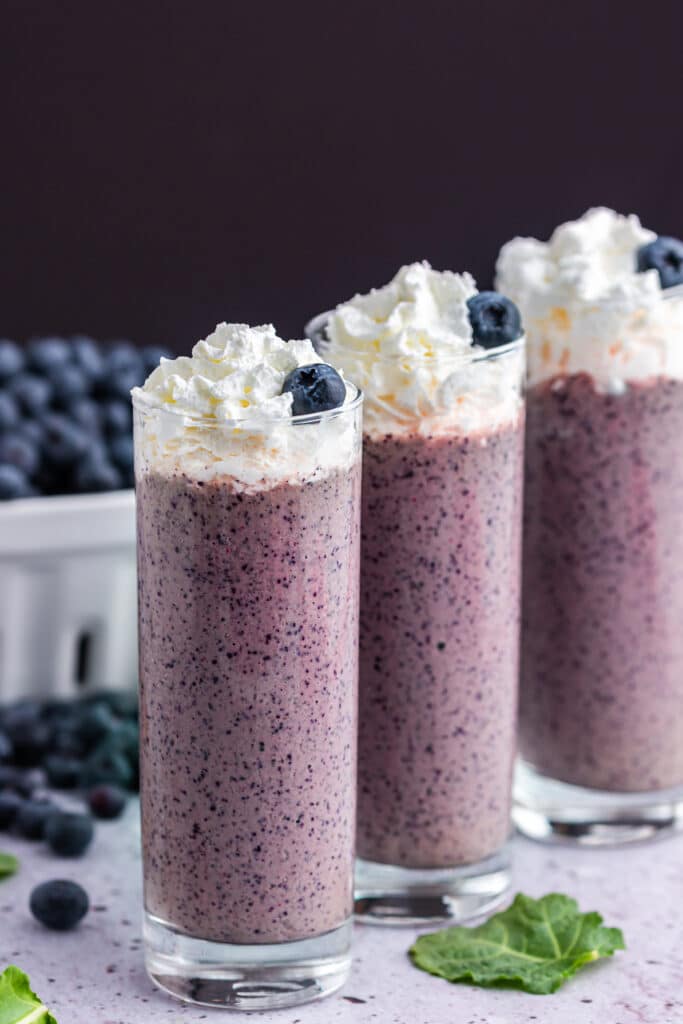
[[0, 336, 170, 501], [0, 691, 137, 847], [0, 691, 138, 930]]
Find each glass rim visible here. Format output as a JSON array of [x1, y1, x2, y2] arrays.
[[304, 311, 526, 365], [131, 380, 363, 428]]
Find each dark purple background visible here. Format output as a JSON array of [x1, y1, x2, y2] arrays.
[[2, 1, 682, 350]]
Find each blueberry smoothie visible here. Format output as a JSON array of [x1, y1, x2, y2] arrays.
[[133, 324, 362, 960], [315, 263, 525, 885], [498, 208, 683, 801]]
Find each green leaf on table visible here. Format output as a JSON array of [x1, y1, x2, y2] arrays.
[[0, 854, 18, 881], [410, 893, 625, 995], [0, 966, 57, 1024]]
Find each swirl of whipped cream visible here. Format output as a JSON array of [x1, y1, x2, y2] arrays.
[[496, 207, 683, 392], [132, 322, 359, 490], [320, 262, 524, 440]]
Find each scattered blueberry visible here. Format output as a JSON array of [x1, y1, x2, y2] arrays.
[[0, 392, 19, 432], [0, 765, 35, 798], [0, 433, 40, 478], [9, 373, 53, 417], [5, 717, 51, 766], [0, 792, 22, 829], [48, 363, 89, 407], [45, 810, 94, 857], [80, 748, 134, 790], [281, 363, 346, 416], [0, 340, 24, 382], [88, 784, 127, 820], [18, 418, 44, 447], [636, 236, 683, 289], [30, 879, 89, 930], [76, 703, 116, 745], [16, 799, 55, 840], [44, 755, 82, 790], [467, 291, 523, 349], [26, 337, 71, 373]]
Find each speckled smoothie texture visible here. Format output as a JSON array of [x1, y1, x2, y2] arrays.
[[136, 465, 361, 944], [357, 420, 524, 868], [521, 373, 683, 792]]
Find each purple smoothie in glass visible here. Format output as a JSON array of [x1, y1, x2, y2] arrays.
[[137, 466, 361, 944], [133, 322, 363, 1009], [357, 423, 524, 867], [521, 373, 683, 792], [307, 263, 526, 920]]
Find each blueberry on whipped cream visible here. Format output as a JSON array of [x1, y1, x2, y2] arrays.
[[320, 261, 524, 439], [132, 322, 356, 490], [467, 292, 523, 349], [496, 207, 683, 391], [281, 363, 346, 415], [637, 236, 683, 290]]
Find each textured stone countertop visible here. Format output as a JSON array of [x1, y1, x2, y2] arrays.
[[1, 805, 681, 1024]]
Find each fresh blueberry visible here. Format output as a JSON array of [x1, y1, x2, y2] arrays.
[[0, 791, 23, 829], [0, 340, 25, 381], [26, 337, 72, 373], [18, 418, 44, 447], [5, 713, 51, 766], [0, 464, 34, 500], [88, 784, 127, 820], [80, 748, 134, 790], [16, 798, 55, 839], [0, 765, 37, 798], [0, 731, 12, 762], [48, 363, 89, 407], [9, 373, 53, 416], [76, 702, 116, 746], [140, 345, 173, 375], [0, 392, 19, 432], [51, 725, 86, 759], [100, 689, 138, 720], [0, 433, 40, 478], [105, 342, 143, 375], [467, 292, 523, 349], [100, 399, 132, 437], [44, 755, 83, 790], [69, 397, 102, 433], [73, 452, 123, 493], [636, 236, 683, 289], [281, 363, 346, 416], [71, 336, 105, 383], [41, 413, 89, 466], [106, 720, 139, 761], [45, 811, 94, 857], [30, 879, 89, 930]]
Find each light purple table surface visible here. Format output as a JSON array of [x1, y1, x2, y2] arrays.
[[1, 804, 681, 1024]]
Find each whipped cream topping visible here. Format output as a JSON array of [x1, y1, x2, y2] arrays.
[[496, 207, 683, 392], [320, 262, 524, 440], [132, 323, 359, 490]]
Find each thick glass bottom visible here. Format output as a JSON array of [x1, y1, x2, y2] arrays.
[[143, 912, 352, 1010], [514, 760, 683, 846], [354, 847, 511, 925]]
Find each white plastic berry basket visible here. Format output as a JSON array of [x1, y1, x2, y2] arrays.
[[0, 489, 137, 701]]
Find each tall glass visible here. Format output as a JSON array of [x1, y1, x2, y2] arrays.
[[515, 289, 683, 844], [133, 389, 363, 1010], [307, 315, 525, 923]]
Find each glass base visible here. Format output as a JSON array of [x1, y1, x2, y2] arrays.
[[514, 760, 683, 847], [143, 912, 352, 1010], [354, 847, 511, 925]]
